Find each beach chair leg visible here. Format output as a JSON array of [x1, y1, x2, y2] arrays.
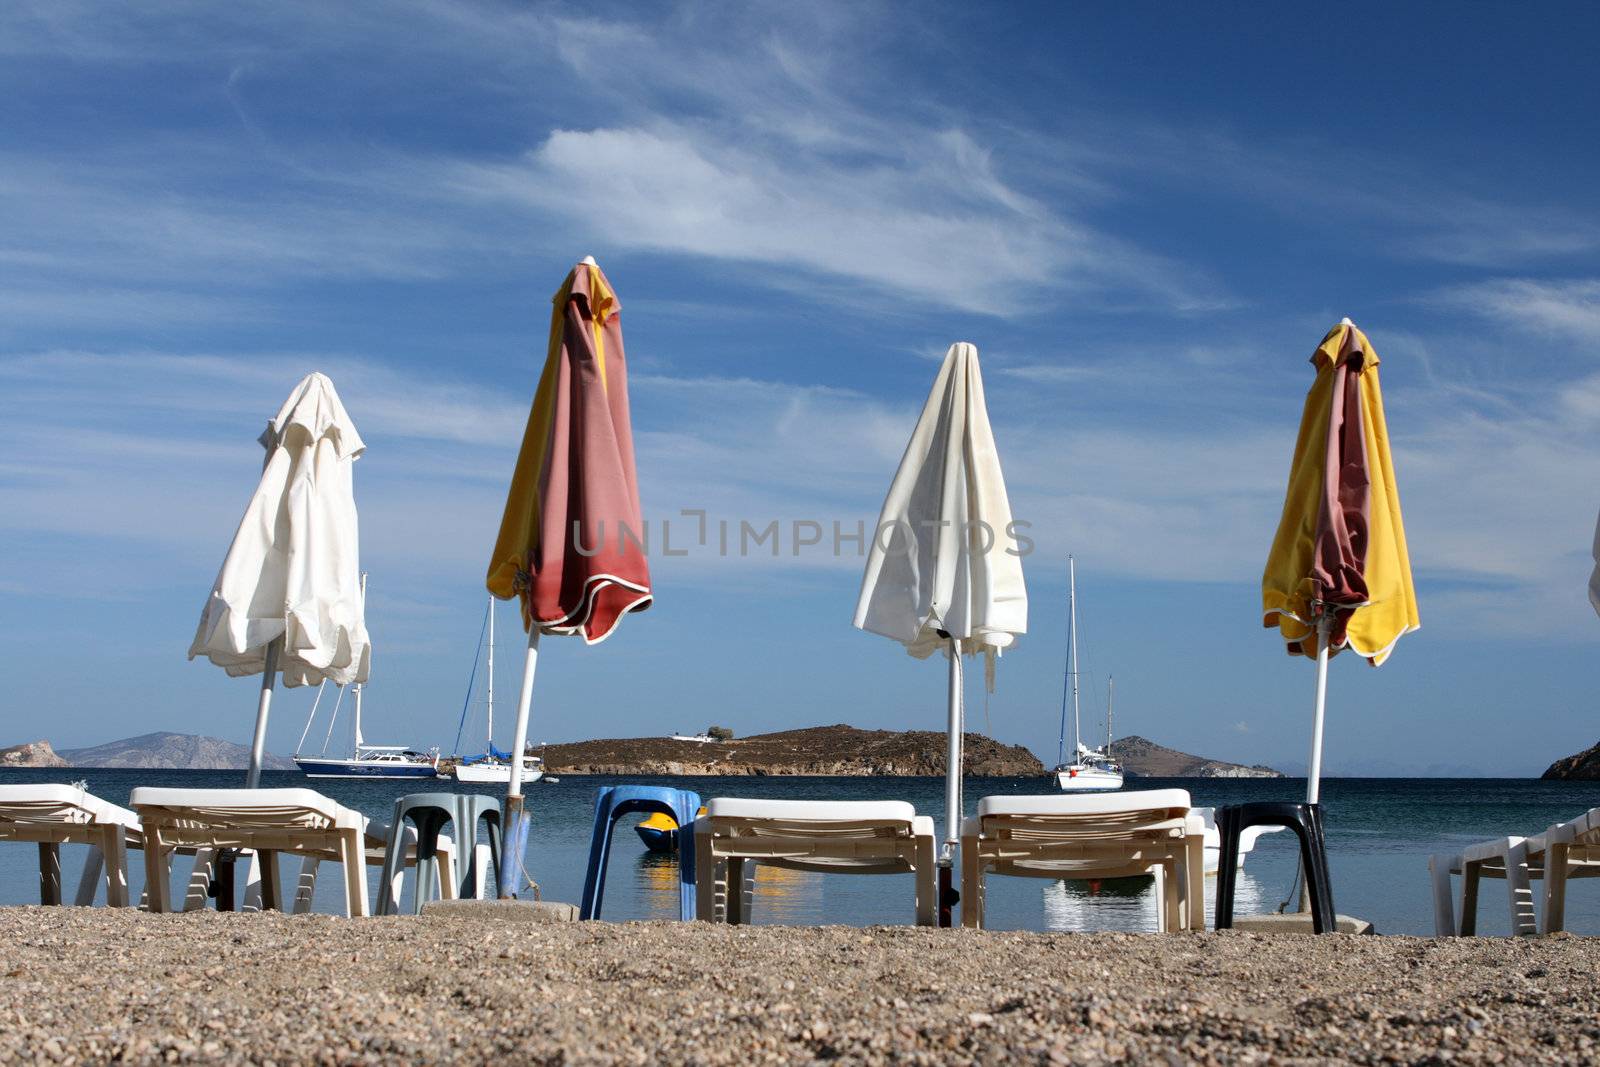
[[442, 838, 463, 903], [1542, 842, 1568, 934], [340, 830, 370, 918], [259, 850, 282, 912], [694, 827, 717, 922], [76, 845, 105, 907], [385, 844, 409, 915], [726, 858, 746, 925], [38, 842, 62, 906], [914, 836, 937, 927], [1151, 863, 1169, 933], [1458, 859, 1481, 936], [468, 844, 489, 900], [1163, 861, 1183, 934], [142, 830, 172, 914], [1429, 855, 1458, 936], [293, 858, 319, 914], [1505, 841, 1537, 937], [959, 844, 982, 929], [102, 828, 130, 908], [241, 850, 264, 913], [1214, 807, 1241, 929], [579, 791, 618, 921], [183, 848, 217, 912], [375, 820, 407, 917], [1185, 835, 1206, 931]]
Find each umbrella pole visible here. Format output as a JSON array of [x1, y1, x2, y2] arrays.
[[499, 626, 541, 898], [1306, 616, 1332, 805], [1289, 616, 1333, 916], [218, 638, 280, 912], [245, 637, 280, 790], [940, 637, 962, 927]]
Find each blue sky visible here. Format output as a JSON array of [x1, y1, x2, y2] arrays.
[[3, 3, 1598, 776]]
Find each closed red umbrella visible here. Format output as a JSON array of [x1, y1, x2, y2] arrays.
[[487, 256, 653, 895]]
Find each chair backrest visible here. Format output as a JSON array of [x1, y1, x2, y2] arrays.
[[976, 789, 1192, 842], [705, 798, 918, 840], [0, 785, 137, 829], [129, 787, 359, 833], [1548, 806, 1600, 850]]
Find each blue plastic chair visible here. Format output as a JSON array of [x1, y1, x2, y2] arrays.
[[580, 785, 701, 921]]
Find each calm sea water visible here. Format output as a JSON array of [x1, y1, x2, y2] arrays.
[[2, 769, 1596, 936]]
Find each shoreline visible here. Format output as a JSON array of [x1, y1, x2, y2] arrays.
[[2, 908, 1596, 1064]]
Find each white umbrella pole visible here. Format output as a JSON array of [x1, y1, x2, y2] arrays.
[[499, 625, 541, 898], [245, 638, 281, 789], [1306, 616, 1332, 805], [943, 637, 963, 855]]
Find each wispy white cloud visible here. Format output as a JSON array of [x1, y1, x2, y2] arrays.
[[1065, 118, 1600, 269], [1434, 278, 1600, 345]]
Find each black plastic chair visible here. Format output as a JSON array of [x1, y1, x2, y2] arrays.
[[1214, 801, 1336, 934]]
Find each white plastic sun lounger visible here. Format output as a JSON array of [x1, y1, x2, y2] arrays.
[[692, 798, 938, 926], [1430, 806, 1600, 936], [0, 784, 142, 907], [960, 789, 1204, 932], [132, 787, 381, 917], [1192, 806, 1286, 874], [209, 817, 456, 916]]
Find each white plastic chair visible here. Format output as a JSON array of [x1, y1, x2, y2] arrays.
[[693, 798, 938, 926], [960, 789, 1204, 932], [0, 784, 141, 907], [1192, 806, 1286, 874], [1431, 806, 1600, 936], [131, 787, 374, 917]]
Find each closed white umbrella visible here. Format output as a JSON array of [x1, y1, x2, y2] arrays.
[[854, 341, 1027, 924], [189, 371, 371, 788]]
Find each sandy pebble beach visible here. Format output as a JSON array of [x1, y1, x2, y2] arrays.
[[0, 908, 1596, 1065]]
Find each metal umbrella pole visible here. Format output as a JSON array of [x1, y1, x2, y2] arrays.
[[939, 636, 963, 927], [499, 626, 541, 898]]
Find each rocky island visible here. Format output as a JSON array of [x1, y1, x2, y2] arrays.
[[542, 724, 1044, 776], [1109, 735, 1284, 778], [1542, 739, 1600, 780], [0, 740, 67, 768]]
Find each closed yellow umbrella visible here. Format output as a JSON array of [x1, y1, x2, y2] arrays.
[[1263, 318, 1419, 803]]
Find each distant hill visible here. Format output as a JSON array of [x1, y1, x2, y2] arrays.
[[1109, 735, 1283, 778], [58, 732, 296, 770], [0, 740, 68, 768], [1542, 740, 1600, 780], [543, 724, 1044, 776]]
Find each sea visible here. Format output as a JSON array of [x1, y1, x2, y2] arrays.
[[2, 769, 1597, 936]]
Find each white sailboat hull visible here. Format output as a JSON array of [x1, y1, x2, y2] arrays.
[[451, 759, 544, 784], [1054, 765, 1125, 791]]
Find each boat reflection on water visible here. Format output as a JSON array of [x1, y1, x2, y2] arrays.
[[634, 852, 819, 923], [1042, 871, 1266, 933]]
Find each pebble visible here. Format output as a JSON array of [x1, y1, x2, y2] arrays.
[[0, 908, 1596, 1065]]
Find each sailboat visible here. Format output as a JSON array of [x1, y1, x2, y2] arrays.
[[294, 575, 439, 779], [1052, 556, 1124, 792], [448, 596, 544, 785]]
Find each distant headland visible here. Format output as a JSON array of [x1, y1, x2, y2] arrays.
[[2, 725, 1290, 778], [541, 724, 1043, 777], [1542, 739, 1600, 780], [0, 733, 295, 771]]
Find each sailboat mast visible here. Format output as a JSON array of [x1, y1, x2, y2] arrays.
[[1107, 675, 1114, 754], [352, 572, 367, 755], [1069, 556, 1081, 761], [485, 595, 495, 749]]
